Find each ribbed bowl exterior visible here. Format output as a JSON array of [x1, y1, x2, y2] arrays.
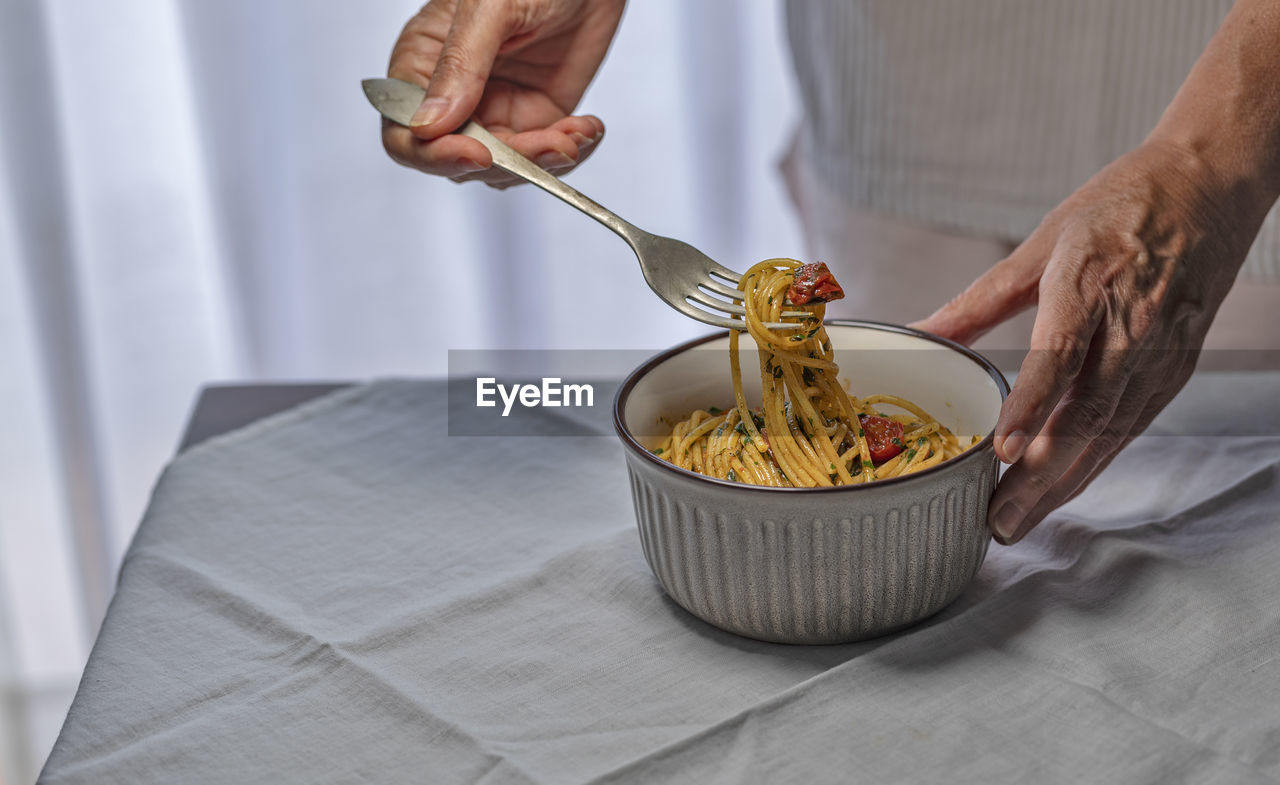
[[625, 448, 996, 644]]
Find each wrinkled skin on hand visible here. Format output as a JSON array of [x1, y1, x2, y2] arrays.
[[383, 0, 625, 187], [916, 139, 1266, 544]]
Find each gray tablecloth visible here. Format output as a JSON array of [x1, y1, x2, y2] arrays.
[[39, 377, 1280, 784]]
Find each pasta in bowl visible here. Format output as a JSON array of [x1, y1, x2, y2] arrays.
[[612, 265, 1009, 643], [656, 260, 981, 487]]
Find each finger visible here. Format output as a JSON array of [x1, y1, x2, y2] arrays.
[[409, 0, 514, 137], [452, 135, 599, 186], [910, 231, 1049, 345], [382, 120, 493, 177], [987, 332, 1132, 543], [991, 368, 1152, 544], [991, 245, 1106, 464], [550, 114, 606, 152], [456, 124, 604, 184], [492, 123, 597, 165], [384, 116, 605, 183], [1052, 351, 1197, 508], [991, 346, 1196, 544]]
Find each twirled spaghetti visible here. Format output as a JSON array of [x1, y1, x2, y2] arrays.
[[654, 259, 978, 487]]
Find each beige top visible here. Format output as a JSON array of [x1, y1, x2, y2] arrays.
[[785, 0, 1280, 281]]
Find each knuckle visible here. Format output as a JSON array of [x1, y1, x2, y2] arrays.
[[1074, 255, 1109, 296], [1045, 330, 1089, 374], [1091, 431, 1127, 459], [435, 42, 483, 83], [1119, 294, 1160, 344], [401, 8, 436, 36], [433, 46, 472, 79], [1063, 394, 1113, 439], [1076, 414, 1126, 455], [1019, 467, 1058, 500], [381, 132, 416, 169], [509, 0, 541, 30]]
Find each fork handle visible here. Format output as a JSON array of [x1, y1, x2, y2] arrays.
[[457, 121, 643, 246]]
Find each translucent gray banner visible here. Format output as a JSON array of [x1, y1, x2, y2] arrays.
[[447, 349, 1280, 437]]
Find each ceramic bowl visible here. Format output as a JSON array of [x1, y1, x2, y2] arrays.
[[613, 320, 1009, 644]]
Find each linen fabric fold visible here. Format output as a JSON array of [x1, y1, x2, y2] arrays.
[[40, 379, 1280, 784]]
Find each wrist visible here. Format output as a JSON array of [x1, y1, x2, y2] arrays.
[[1146, 119, 1280, 214], [1144, 0, 1280, 214]]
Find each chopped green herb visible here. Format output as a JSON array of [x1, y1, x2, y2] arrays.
[[918, 437, 928, 445], [653, 448, 664, 455], [772, 365, 783, 379], [726, 469, 737, 482], [829, 463, 837, 473], [752, 412, 765, 428], [708, 406, 723, 415], [906, 450, 918, 460], [734, 421, 748, 436], [768, 296, 773, 304], [807, 327, 820, 338], [791, 334, 805, 342], [863, 460, 874, 469], [891, 437, 903, 447]]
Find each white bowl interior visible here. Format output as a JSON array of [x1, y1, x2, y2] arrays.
[[623, 324, 1004, 445]]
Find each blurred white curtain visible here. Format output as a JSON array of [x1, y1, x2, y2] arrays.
[[0, 0, 801, 780]]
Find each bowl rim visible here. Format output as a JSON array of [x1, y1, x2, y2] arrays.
[[611, 319, 1011, 494]]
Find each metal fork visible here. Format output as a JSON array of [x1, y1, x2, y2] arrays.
[[362, 78, 811, 330]]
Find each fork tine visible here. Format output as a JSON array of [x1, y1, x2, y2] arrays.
[[695, 283, 814, 320], [699, 277, 813, 317], [672, 299, 738, 330], [693, 315, 814, 332], [698, 278, 744, 299], [687, 292, 747, 317], [688, 293, 818, 321], [707, 265, 741, 284], [679, 301, 817, 333]]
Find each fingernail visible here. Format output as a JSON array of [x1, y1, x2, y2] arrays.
[[410, 97, 450, 128], [457, 158, 486, 173], [1001, 430, 1027, 464], [989, 502, 1023, 544], [535, 151, 574, 169], [569, 130, 602, 147]]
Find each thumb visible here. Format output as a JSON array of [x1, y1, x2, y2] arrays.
[[410, 0, 510, 137], [910, 235, 1046, 345]]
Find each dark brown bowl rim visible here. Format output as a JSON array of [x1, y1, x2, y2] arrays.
[[611, 319, 1011, 494]]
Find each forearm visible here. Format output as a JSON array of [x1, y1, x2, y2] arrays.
[[917, 0, 1280, 544], [1149, 0, 1280, 216]]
